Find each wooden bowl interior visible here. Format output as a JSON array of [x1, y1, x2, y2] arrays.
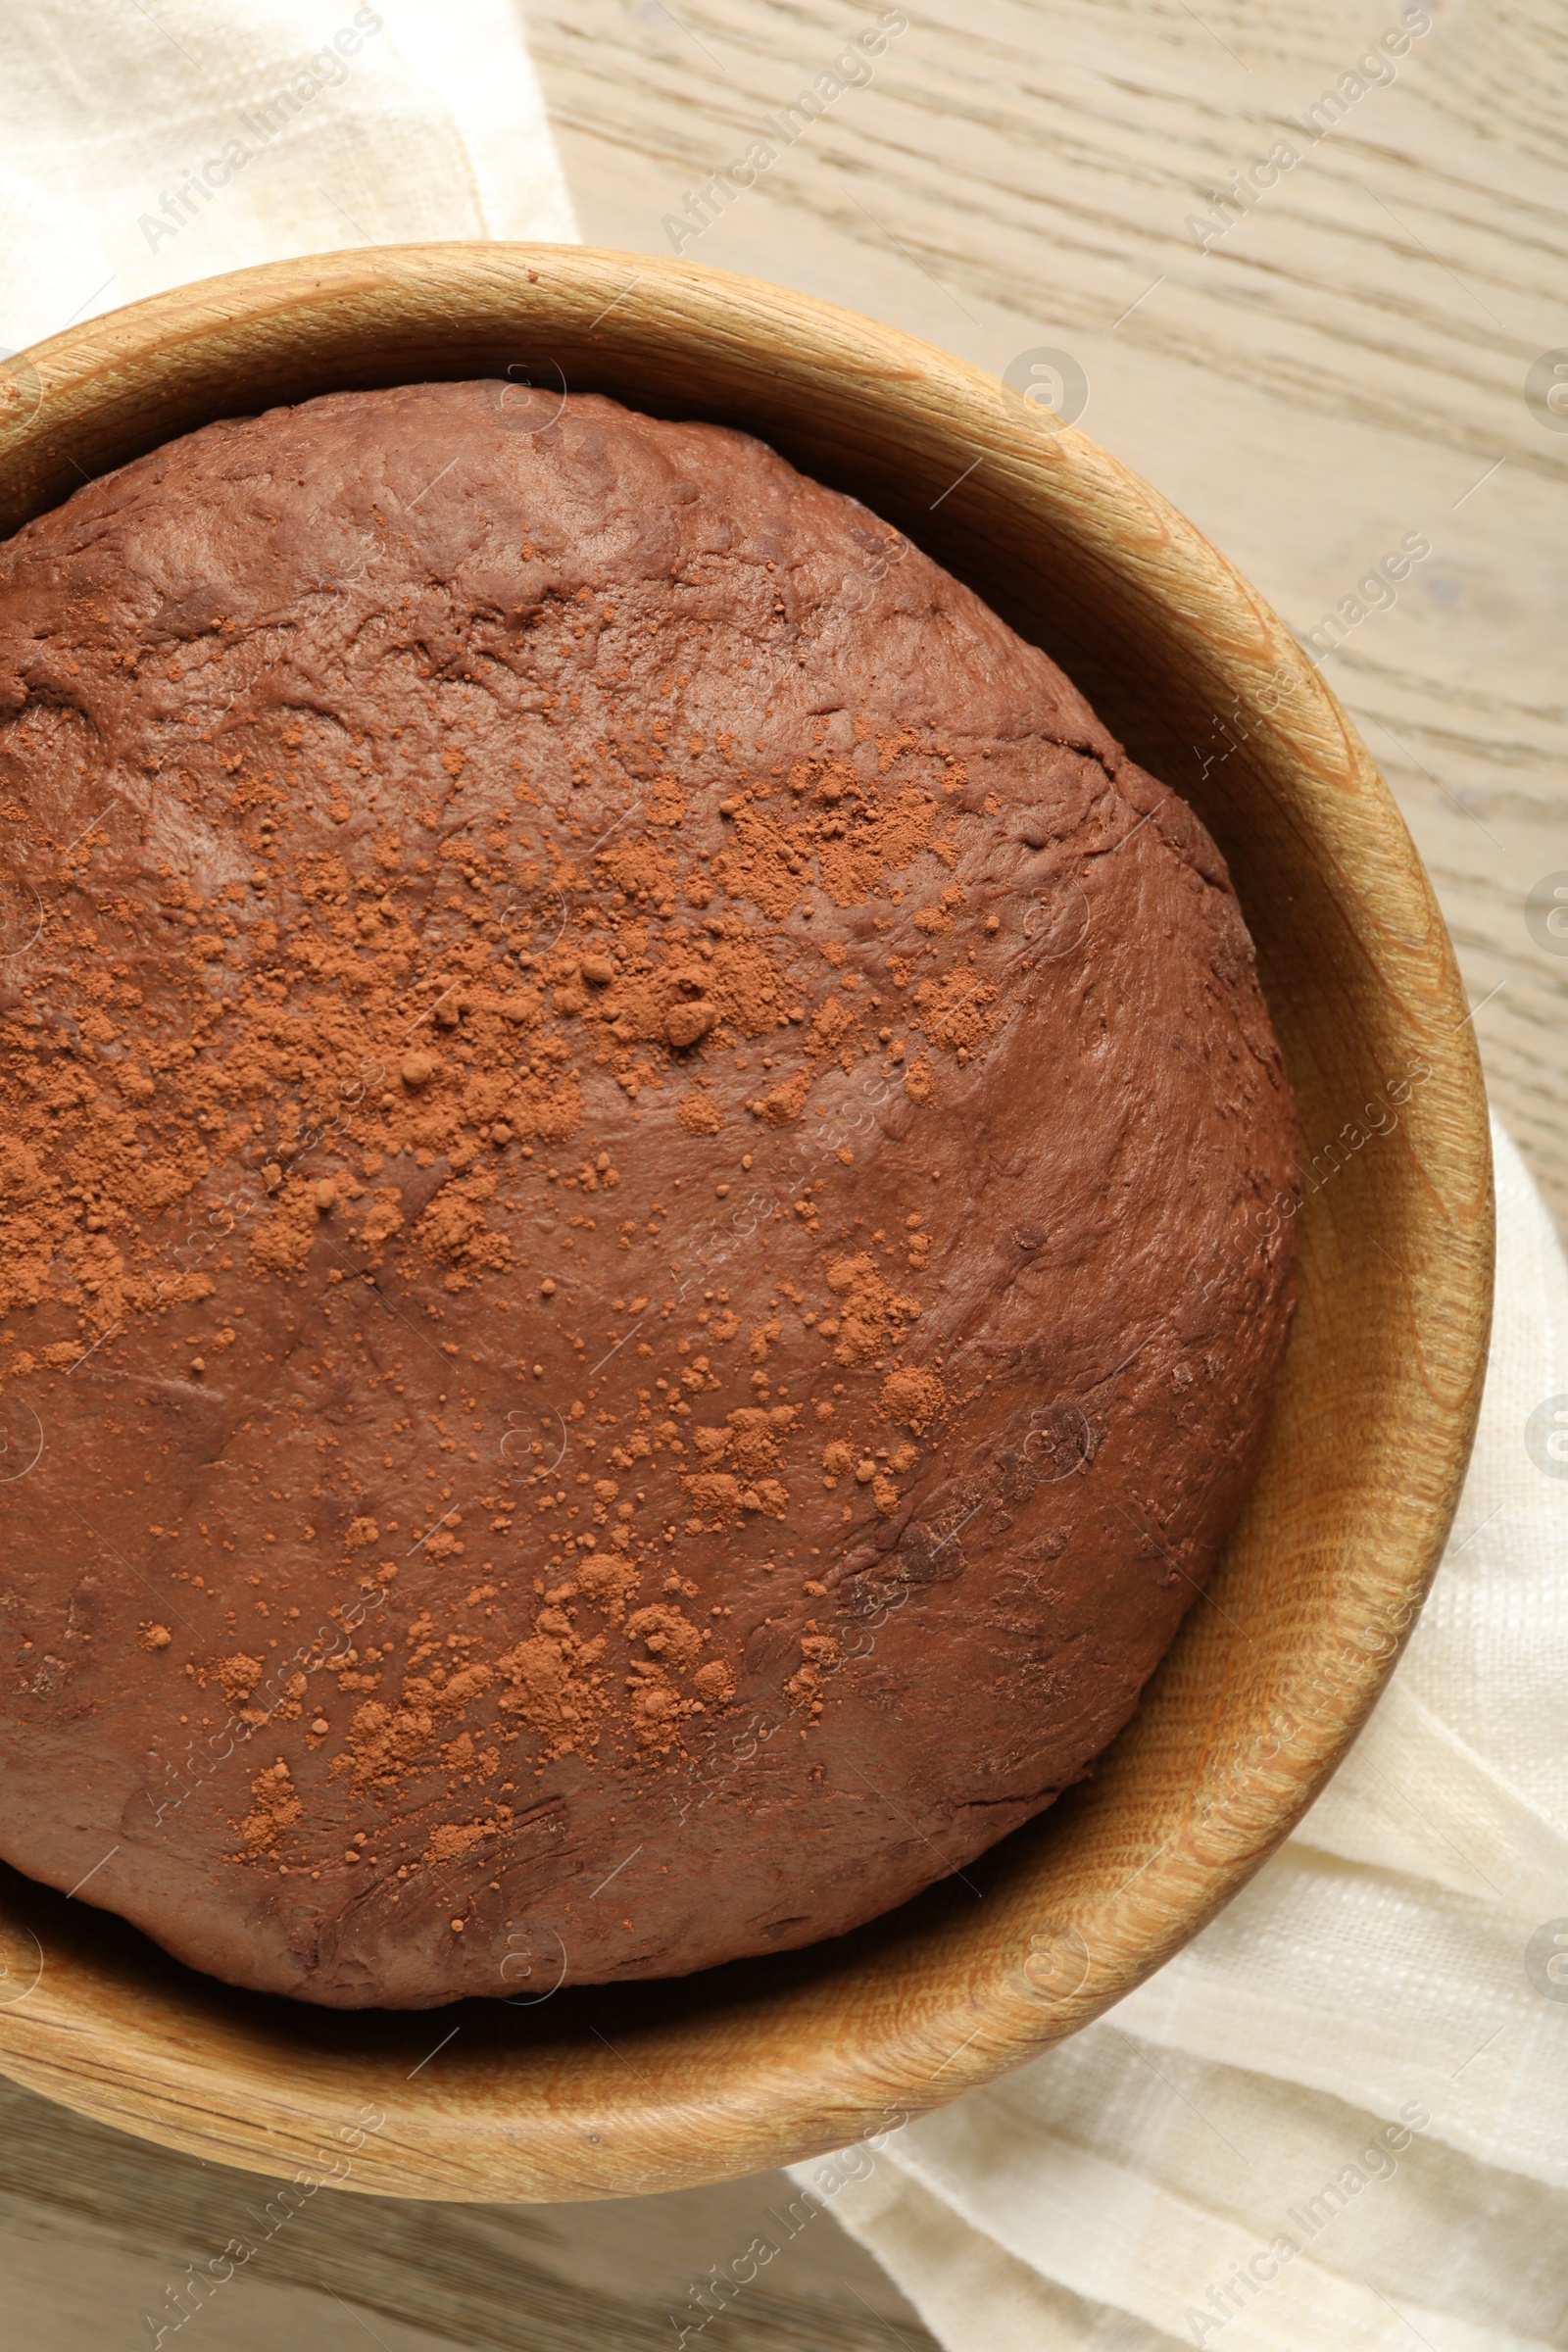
[[0, 248, 1491, 2200]]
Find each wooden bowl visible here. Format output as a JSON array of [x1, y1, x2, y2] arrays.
[[0, 245, 1491, 2200]]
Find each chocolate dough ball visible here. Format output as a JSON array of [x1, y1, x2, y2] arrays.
[[0, 385, 1298, 2007]]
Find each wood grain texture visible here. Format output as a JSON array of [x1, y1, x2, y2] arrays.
[[0, 2072, 936, 2351], [517, 0, 1568, 1232], [0, 242, 1493, 2208]]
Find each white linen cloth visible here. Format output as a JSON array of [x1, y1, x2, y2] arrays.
[[0, 0, 575, 364], [793, 1116, 1568, 2350]]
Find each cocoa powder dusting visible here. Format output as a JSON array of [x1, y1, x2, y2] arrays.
[[0, 385, 1298, 2007]]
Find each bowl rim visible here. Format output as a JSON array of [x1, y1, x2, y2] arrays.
[[0, 241, 1493, 2202]]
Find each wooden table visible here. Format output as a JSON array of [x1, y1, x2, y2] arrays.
[[4, 1, 1561, 2343], [528, 0, 1568, 1225]]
